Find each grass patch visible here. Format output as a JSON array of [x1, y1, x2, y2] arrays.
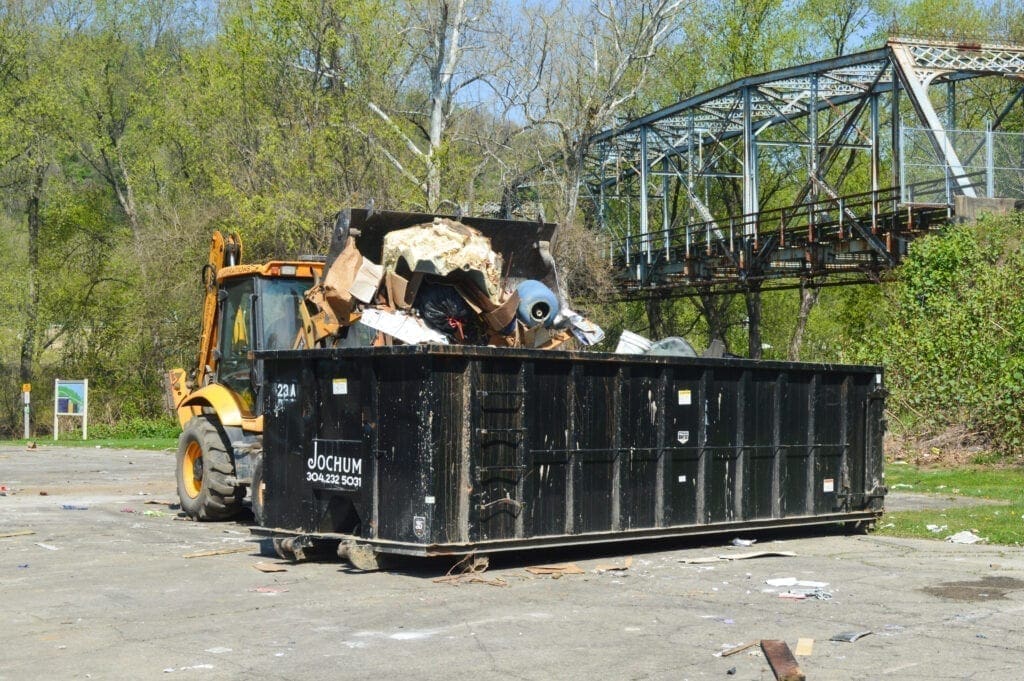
[[0, 437, 177, 451], [879, 464, 1024, 546]]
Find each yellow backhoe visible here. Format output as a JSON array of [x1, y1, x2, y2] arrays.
[[166, 231, 323, 520]]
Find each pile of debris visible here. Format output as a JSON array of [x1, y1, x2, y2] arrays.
[[300, 217, 603, 351]]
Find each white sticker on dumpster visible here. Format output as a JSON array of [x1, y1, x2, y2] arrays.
[[678, 389, 692, 405], [823, 478, 835, 493], [332, 378, 348, 395], [677, 430, 690, 444]]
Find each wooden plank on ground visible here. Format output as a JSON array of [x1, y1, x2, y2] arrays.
[[761, 640, 805, 681]]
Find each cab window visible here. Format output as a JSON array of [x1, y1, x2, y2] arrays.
[[218, 278, 255, 412]]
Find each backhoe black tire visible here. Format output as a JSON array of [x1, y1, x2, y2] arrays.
[[176, 416, 243, 521]]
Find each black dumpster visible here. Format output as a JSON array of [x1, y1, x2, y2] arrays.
[[253, 345, 886, 566]]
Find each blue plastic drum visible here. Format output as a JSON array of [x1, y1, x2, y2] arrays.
[[515, 280, 560, 328]]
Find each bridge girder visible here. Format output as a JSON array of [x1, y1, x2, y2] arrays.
[[579, 37, 1024, 298]]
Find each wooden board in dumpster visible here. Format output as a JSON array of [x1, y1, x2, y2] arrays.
[[255, 344, 886, 560]]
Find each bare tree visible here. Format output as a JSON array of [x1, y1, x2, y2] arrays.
[[495, 0, 685, 228], [363, 0, 495, 211]]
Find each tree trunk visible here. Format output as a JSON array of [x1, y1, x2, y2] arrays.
[[20, 166, 44, 387], [788, 283, 819, 361], [745, 284, 763, 359], [697, 292, 731, 352], [645, 298, 665, 339]]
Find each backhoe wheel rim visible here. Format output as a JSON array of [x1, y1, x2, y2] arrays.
[[182, 441, 203, 498]]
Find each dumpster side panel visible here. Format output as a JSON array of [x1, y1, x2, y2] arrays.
[[744, 371, 778, 520], [621, 364, 662, 529], [814, 373, 846, 514], [706, 367, 741, 523], [429, 356, 471, 545], [523, 361, 572, 537], [470, 358, 525, 542], [375, 358, 432, 543], [664, 367, 701, 526], [306, 357, 369, 534], [262, 357, 312, 531], [779, 373, 811, 517], [572, 363, 619, 534]]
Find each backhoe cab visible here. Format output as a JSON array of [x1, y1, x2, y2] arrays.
[[167, 231, 323, 520]]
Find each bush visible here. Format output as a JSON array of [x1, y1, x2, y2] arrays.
[[87, 416, 181, 440], [868, 213, 1024, 455]]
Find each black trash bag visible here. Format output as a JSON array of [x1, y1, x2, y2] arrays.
[[412, 282, 484, 344]]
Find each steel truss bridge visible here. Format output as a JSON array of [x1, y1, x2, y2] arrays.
[[580, 38, 1024, 299]]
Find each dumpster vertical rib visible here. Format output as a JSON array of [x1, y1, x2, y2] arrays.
[[696, 367, 708, 524], [515, 358, 527, 539], [655, 366, 667, 527], [565, 361, 576, 535], [370, 359, 380, 539], [734, 368, 747, 520], [458, 359, 472, 543], [806, 372, 819, 513], [772, 373, 783, 518], [611, 364, 623, 532], [839, 374, 851, 512]]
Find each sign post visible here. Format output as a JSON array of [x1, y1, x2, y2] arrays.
[[54, 379, 88, 441], [22, 384, 30, 440]]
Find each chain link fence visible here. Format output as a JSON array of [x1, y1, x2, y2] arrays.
[[900, 126, 1024, 204]]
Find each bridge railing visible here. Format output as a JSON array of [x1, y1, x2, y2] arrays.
[[609, 178, 950, 271]]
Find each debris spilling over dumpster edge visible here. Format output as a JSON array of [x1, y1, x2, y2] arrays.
[[301, 217, 604, 351]]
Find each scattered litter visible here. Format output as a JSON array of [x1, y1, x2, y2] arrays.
[[253, 562, 288, 573], [433, 553, 507, 587], [121, 507, 137, 514], [794, 638, 814, 656], [26, 441, 37, 449], [681, 551, 796, 564], [60, 504, 88, 511], [251, 586, 288, 594], [204, 647, 232, 654], [0, 529, 35, 539], [765, 578, 828, 588], [830, 630, 872, 643], [926, 524, 948, 533], [144, 499, 174, 505], [891, 483, 913, 489], [35, 542, 58, 551], [525, 563, 585, 576], [761, 640, 805, 681], [143, 510, 167, 517], [726, 667, 736, 675], [947, 530, 985, 544], [976, 633, 987, 639], [779, 588, 832, 601], [17, 563, 29, 568], [728, 551, 795, 560], [595, 556, 633, 573], [39, 491, 47, 496], [0, 485, 8, 495], [718, 641, 758, 657], [183, 546, 252, 559], [731, 538, 757, 547]]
